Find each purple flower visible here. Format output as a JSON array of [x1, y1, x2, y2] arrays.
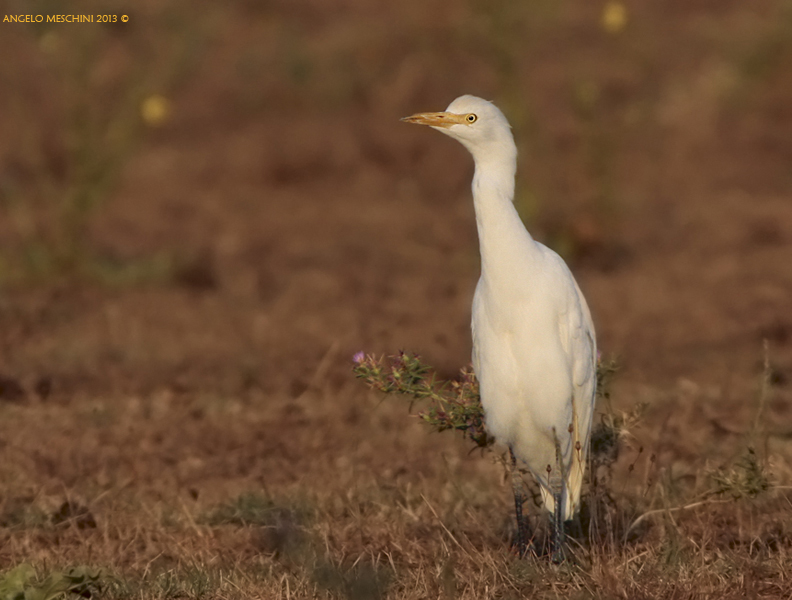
[[353, 351, 365, 364]]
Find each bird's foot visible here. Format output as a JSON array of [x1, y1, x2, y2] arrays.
[[550, 536, 566, 564], [511, 518, 531, 558]]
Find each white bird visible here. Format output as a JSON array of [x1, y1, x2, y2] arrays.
[[402, 96, 597, 560]]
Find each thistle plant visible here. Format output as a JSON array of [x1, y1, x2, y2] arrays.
[[353, 351, 626, 454], [353, 351, 493, 448], [710, 446, 770, 499], [708, 341, 773, 500]]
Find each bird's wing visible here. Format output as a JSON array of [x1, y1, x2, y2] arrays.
[[569, 276, 597, 390], [539, 245, 597, 518], [563, 273, 597, 518], [540, 246, 597, 394]]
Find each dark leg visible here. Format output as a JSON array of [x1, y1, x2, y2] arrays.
[[510, 448, 529, 556], [549, 433, 566, 563], [551, 487, 565, 563]]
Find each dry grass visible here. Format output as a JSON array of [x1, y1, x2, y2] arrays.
[[0, 353, 791, 598]]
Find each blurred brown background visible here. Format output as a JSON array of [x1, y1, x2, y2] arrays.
[[1, 0, 791, 503], [2, 0, 790, 401]]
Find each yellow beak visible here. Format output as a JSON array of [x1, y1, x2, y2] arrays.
[[400, 111, 467, 128]]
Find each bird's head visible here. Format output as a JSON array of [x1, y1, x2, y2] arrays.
[[401, 95, 515, 163]]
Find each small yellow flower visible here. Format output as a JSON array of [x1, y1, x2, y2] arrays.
[[39, 31, 59, 54], [602, 1, 627, 34], [141, 95, 171, 127]]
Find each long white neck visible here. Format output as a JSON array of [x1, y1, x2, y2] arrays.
[[470, 149, 536, 280]]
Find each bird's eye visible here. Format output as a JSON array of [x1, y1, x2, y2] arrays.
[[466, 114, 477, 123]]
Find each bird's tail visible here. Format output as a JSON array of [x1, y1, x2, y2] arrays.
[[540, 415, 590, 521], [538, 451, 586, 522]]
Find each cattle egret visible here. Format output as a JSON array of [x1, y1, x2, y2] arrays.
[[402, 96, 597, 561]]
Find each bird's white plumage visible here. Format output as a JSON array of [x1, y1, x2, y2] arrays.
[[407, 95, 597, 521]]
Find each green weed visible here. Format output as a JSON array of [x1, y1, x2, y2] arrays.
[[0, 564, 103, 600]]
